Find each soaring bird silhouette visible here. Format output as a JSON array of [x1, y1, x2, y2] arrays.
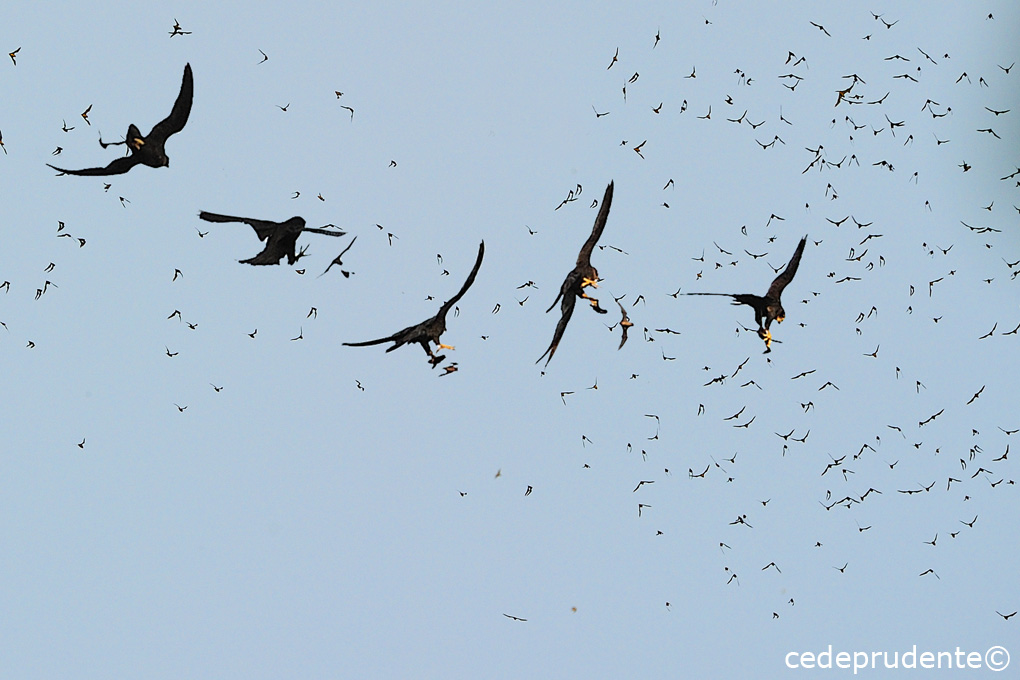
[[344, 241, 485, 365], [197, 212, 345, 265], [687, 235, 807, 351], [537, 181, 614, 366], [48, 64, 193, 176]]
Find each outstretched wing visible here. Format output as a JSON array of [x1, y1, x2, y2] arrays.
[[765, 236, 807, 300], [575, 181, 614, 267], [301, 227, 347, 238], [344, 319, 425, 352], [198, 211, 292, 242], [436, 241, 485, 319], [536, 291, 577, 366], [47, 155, 140, 176], [343, 333, 402, 349], [147, 63, 194, 144]]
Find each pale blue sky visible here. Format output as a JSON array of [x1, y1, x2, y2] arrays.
[[1, 1, 1017, 677]]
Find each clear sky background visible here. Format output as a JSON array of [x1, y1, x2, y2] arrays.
[[2, 1, 1017, 678]]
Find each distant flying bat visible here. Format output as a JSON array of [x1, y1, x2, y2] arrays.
[[168, 19, 191, 37], [686, 236, 807, 351], [537, 181, 614, 366], [48, 64, 193, 176], [344, 241, 484, 365], [615, 298, 633, 349], [318, 236, 358, 277], [809, 21, 831, 37], [198, 211, 346, 265]]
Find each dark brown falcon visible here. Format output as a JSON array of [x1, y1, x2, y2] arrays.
[[48, 63, 193, 176], [344, 241, 485, 365], [687, 235, 806, 351], [197, 212, 345, 265], [537, 181, 614, 366]]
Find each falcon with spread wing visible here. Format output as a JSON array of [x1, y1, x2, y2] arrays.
[[687, 235, 807, 352], [344, 241, 485, 366], [537, 181, 614, 366], [197, 212, 345, 265], [48, 64, 193, 176]]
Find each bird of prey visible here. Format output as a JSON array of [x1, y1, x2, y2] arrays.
[[537, 181, 614, 366], [48, 63, 193, 176], [686, 235, 807, 351], [197, 212, 345, 265], [343, 241, 485, 365]]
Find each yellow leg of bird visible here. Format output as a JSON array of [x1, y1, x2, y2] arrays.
[[437, 343, 455, 350], [581, 277, 599, 288]]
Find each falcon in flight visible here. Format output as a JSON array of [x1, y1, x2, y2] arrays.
[[537, 181, 614, 366], [687, 235, 807, 352], [197, 212, 345, 265], [344, 241, 485, 366], [48, 63, 193, 176]]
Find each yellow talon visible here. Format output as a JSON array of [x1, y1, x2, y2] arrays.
[[581, 277, 599, 288], [437, 343, 455, 350]]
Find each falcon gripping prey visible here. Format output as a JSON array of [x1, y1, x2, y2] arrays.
[[537, 181, 614, 366], [344, 241, 485, 366], [686, 235, 807, 352], [48, 63, 193, 176], [197, 212, 345, 265]]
